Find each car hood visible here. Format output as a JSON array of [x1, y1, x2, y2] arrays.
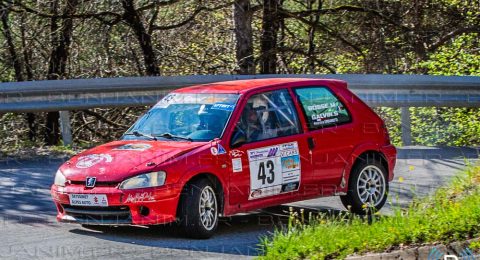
[[61, 140, 206, 182]]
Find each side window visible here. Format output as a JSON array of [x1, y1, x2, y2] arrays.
[[232, 89, 301, 144], [295, 87, 351, 129]]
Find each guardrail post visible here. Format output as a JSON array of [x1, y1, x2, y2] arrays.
[[59, 111, 72, 146], [401, 107, 412, 146]]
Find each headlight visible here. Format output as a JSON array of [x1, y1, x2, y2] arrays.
[[54, 169, 67, 187], [119, 171, 166, 190]]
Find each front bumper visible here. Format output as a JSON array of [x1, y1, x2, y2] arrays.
[[51, 184, 181, 225]]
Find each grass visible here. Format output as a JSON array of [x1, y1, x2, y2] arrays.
[[259, 165, 480, 259]]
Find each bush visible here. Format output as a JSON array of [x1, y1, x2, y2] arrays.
[[260, 165, 480, 259]]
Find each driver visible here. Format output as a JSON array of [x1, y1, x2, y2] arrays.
[[245, 95, 277, 141]]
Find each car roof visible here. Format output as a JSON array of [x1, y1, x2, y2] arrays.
[[173, 78, 347, 94]]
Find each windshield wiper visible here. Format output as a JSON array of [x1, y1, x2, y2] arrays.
[[128, 130, 157, 141], [158, 132, 193, 142]]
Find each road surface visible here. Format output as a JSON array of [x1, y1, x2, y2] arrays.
[[0, 146, 478, 259]]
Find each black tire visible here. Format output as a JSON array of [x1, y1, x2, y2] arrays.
[[177, 178, 219, 239], [340, 155, 389, 215]]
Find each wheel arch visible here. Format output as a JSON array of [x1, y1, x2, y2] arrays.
[[178, 172, 225, 216], [340, 150, 390, 214], [343, 148, 390, 190], [350, 150, 389, 181]]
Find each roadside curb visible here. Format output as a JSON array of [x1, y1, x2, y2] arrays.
[[347, 238, 479, 259]]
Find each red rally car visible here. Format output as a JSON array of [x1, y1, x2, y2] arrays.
[[51, 78, 396, 238]]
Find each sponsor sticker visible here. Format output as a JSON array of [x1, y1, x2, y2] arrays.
[[217, 144, 227, 155], [211, 103, 235, 111], [247, 147, 272, 161], [76, 154, 112, 168], [307, 101, 340, 111], [307, 101, 345, 126], [267, 147, 279, 157], [281, 182, 299, 192], [69, 194, 108, 207], [154, 93, 176, 108], [211, 144, 226, 156], [250, 189, 263, 198], [229, 149, 244, 158], [280, 142, 296, 150], [232, 158, 242, 173], [281, 155, 300, 172], [210, 147, 218, 155], [124, 192, 155, 203]]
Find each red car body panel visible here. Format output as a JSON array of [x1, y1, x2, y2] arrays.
[[62, 140, 207, 182], [51, 78, 396, 225]]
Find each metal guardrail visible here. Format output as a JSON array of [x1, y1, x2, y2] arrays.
[[1, 74, 479, 112], [1, 74, 480, 146]]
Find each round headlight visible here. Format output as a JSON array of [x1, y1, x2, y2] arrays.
[[119, 171, 166, 190], [54, 169, 67, 187]]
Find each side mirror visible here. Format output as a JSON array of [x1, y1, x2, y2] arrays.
[[230, 130, 247, 148]]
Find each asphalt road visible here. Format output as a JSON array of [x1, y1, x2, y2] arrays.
[[0, 146, 478, 260]]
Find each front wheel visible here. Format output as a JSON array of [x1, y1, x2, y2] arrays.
[[178, 178, 219, 238], [340, 158, 388, 214]]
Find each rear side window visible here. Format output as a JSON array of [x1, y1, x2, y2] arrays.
[[294, 87, 351, 129]]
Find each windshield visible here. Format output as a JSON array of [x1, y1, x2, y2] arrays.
[[123, 93, 239, 142]]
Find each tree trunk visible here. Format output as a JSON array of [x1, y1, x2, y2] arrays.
[[45, 0, 79, 145], [121, 0, 160, 76], [20, 13, 37, 141], [47, 0, 78, 80], [260, 0, 280, 74], [306, 0, 321, 74], [1, 7, 37, 141], [234, 0, 255, 74], [20, 13, 33, 81], [1, 8, 24, 81]]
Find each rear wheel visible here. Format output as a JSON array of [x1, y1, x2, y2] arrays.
[[341, 157, 388, 214], [178, 178, 219, 238]]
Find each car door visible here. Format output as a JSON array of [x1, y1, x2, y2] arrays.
[[293, 86, 357, 195], [226, 88, 311, 210]]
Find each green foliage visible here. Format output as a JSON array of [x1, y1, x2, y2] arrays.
[[376, 33, 480, 146], [259, 165, 480, 259], [49, 144, 75, 154], [374, 107, 402, 146], [410, 107, 480, 146], [332, 53, 364, 74], [420, 34, 480, 76], [471, 240, 480, 250], [0, 113, 39, 154]]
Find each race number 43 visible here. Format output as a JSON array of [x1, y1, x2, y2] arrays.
[[257, 160, 275, 185], [247, 142, 301, 200]]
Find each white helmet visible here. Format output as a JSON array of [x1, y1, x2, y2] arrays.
[[252, 96, 269, 124]]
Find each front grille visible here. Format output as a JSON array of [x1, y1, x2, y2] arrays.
[[61, 205, 132, 225]]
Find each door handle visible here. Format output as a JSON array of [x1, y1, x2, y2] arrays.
[[307, 137, 315, 150]]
